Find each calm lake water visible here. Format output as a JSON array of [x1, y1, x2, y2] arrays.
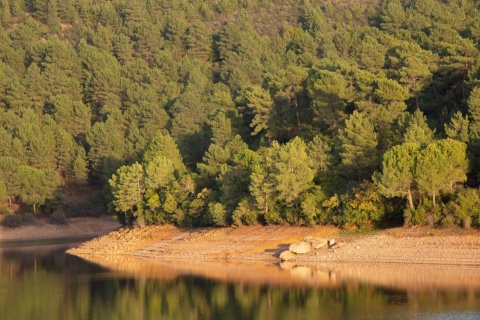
[[1, 240, 480, 320]]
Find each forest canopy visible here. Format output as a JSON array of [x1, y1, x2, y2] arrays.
[[1, 0, 480, 229]]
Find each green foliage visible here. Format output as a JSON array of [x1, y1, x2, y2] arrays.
[[374, 142, 419, 210], [231, 198, 258, 226], [340, 183, 386, 229], [18, 166, 61, 214], [338, 110, 379, 181], [108, 162, 144, 223], [443, 188, 480, 228], [0, 0, 479, 228]]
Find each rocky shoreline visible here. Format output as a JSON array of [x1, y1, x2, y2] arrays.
[[67, 224, 480, 267]]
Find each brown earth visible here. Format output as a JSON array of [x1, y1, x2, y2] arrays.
[[67, 224, 480, 266], [0, 216, 121, 242]]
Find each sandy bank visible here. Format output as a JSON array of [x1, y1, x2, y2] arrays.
[[0, 216, 121, 242], [67, 224, 480, 267]]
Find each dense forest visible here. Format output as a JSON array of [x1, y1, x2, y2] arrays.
[[1, 0, 480, 229]]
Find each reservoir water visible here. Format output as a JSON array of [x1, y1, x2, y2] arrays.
[[1, 240, 480, 320]]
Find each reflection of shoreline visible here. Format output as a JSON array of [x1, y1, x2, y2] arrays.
[[74, 253, 480, 292]]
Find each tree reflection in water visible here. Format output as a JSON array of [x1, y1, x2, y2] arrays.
[[1, 243, 480, 320]]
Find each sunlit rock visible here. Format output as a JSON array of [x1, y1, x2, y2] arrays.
[[289, 242, 311, 254], [279, 250, 295, 261]]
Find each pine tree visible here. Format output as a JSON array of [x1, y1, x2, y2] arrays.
[[373, 142, 420, 210], [109, 162, 145, 222], [338, 111, 379, 181], [445, 112, 469, 143]]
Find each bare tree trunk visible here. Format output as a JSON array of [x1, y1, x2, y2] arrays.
[[407, 189, 414, 210], [294, 95, 301, 135]]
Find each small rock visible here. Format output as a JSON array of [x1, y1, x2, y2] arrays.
[[355, 246, 360, 249], [279, 250, 296, 261], [327, 239, 336, 248], [289, 241, 311, 254]]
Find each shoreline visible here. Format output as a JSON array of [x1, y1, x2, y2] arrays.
[[3, 221, 480, 289], [2, 219, 479, 267], [67, 224, 480, 267], [0, 216, 121, 242]]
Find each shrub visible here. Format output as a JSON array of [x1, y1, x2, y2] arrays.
[[441, 215, 455, 228], [0, 207, 9, 215], [208, 202, 228, 226], [2, 214, 22, 228], [232, 199, 258, 226], [50, 209, 68, 225], [21, 213, 36, 225]]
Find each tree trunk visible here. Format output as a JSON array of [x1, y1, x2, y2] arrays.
[[432, 191, 436, 207], [33, 203, 36, 214], [293, 95, 301, 135], [407, 189, 414, 210]]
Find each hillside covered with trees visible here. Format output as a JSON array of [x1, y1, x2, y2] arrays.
[[1, 0, 480, 229]]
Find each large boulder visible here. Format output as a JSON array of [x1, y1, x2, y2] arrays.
[[309, 238, 328, 249], [279, 250, 295, 261], [289, 241, 311, 254]]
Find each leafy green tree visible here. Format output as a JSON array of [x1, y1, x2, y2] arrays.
[[0, 157, 21, 207], [48, 95, 91, 141], [142, 133, 186, 176], [269, 137, 315, 206], [307, 68, 347, 132], [237, 84, 274, 139], [186, 21, 212, 61], [108, 162, 145, 223], [415, 139, 468, 206], [373, 142, 420, 210], [144, 156, 175, 190], [445, 111, 469, 143], [300, 186, 328, 226], [380, 0, 406, 33], [19, 166, 60, 214], [468, 87, 480, 139], [403, 109, 435, 146], [338, 111, 379, 181], [70, 145, 89, 186], [86, 110, 127, 181]]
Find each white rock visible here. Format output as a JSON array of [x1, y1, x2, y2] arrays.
[[279, 250, 296, 261], [310, 238, 328, 249], [289, 241, 311, 254]]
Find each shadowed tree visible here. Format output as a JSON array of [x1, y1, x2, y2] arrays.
[[338, 111, 379, 181]]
